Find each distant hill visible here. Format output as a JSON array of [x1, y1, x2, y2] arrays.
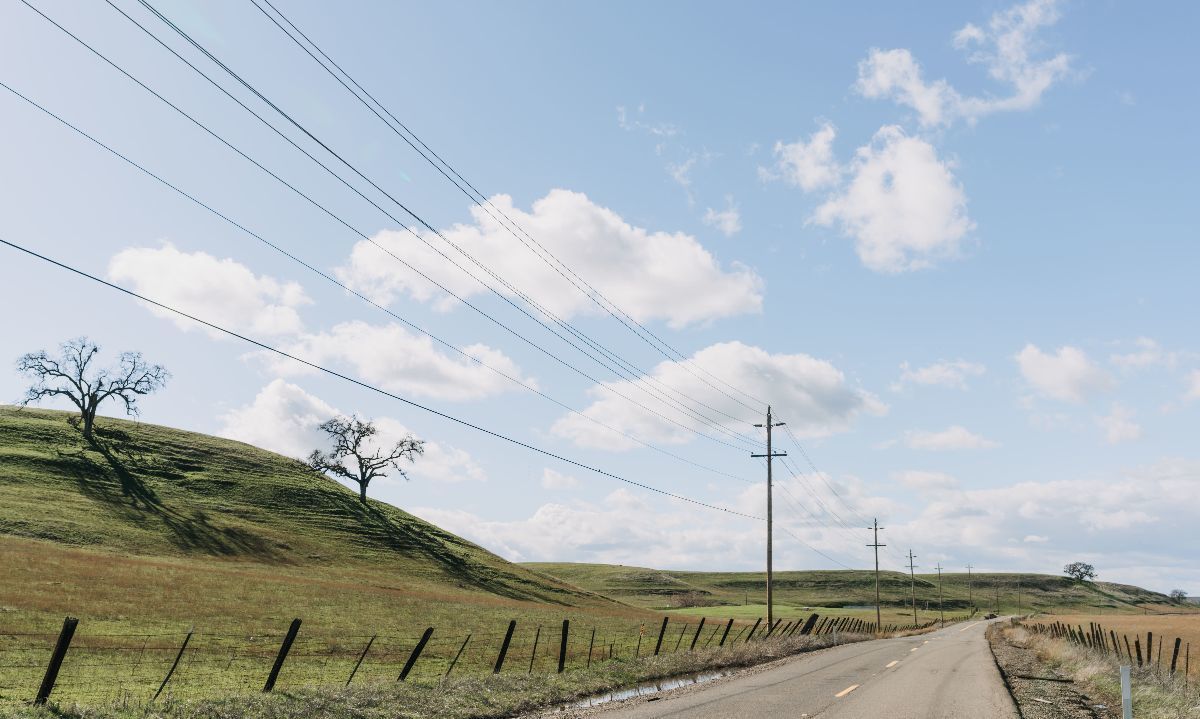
[[522, 562, 1181, 616], [0, 406, 626, 633]]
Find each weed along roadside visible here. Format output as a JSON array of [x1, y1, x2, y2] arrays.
[[0, 611, 934, 717]]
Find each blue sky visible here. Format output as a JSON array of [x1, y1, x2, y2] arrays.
[[1, 0, 1197, 593]]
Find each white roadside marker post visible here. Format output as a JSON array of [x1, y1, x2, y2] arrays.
[[1120, 665, 1133, 719]]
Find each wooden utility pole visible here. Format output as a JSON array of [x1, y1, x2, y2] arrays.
[[1017, 578, 1022, 615], [867, 519, 886, 631], [906, 550, 919, 626], [935, 563, 945, 627], [752, 406, 786, 629], [966, 564, 974, 609]]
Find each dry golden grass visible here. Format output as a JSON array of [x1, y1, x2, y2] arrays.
[[1029, 613, 1200, 679]]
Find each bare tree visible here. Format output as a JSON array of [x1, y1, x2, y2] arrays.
[[1063, 562, 1097, 583], [1169, 589, 1189, 602], [17, 337, 169, 441], [307, 415, 424, 504]]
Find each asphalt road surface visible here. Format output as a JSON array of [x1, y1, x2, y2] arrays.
[[595, 619, 1018, 719]]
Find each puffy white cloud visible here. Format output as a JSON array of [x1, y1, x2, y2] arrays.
[[1096, 404, 1142, 445], [893, 360, 985, 391], [1187, 371, 1200, 402], [812, 126, 974, 273], [107, 243, 310, 338], [1023, 535, 1048, 543], [540, 468, 580, 490], [702, 197, 742, 237], [218, 379, 485, 484], [1016, 344, 1114, 402], [1110, 338, 1179, 371], [856, 49, 962, 127], [550, 341, 886, 450], [857, 0, 1071, 126], [895, 470, 960, 492], [904, 426, 999, 451], [336, 190, 763, 329], [267, 321, 533, 402], [760, 122, 841, 192]]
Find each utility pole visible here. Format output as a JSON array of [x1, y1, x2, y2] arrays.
[[1017, 578, 1022, 616], [867, 519, 886, 632], [966, 564, 974, 610], [935, 563, 945, 627], [752, 406, 786, 629], [906, 550, 919, 626]]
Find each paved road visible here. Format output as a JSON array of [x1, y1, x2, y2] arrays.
[[595, 619, 1018, 719]]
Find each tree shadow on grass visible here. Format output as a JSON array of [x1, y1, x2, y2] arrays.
[[55, 427, 286, 563]]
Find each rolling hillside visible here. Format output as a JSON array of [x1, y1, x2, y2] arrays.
[[0, 406, 637, 635], [523, 563, 1181, 617]]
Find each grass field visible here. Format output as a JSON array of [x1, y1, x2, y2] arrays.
[[523, 562, 1180, 617], [1028, 613, 1200, 679]]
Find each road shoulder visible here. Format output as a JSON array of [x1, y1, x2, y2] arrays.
[[987, 622, 1113, 719]]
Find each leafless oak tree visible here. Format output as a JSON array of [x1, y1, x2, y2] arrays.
[[307, 415, 424, 504], [17, 337, 169, 441]]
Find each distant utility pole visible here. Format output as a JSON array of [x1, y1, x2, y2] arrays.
[[1017, 578, 1022, 616], [966, 564, 974, 609], [867, 519, 886, 632], [935, 563, 945, 627], [752, 405, 786, 629], [906, 550, 919, 626]]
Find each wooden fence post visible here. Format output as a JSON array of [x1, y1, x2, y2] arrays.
[[445, 634, 471, 678], [494, 620, 517, 674], [528, 626, 541, 674], [263, 618, 301, 693], [1135, 638, 1143, 667], [153, 628, 193, 701], [690, 618, 706, 651], [398, 628, 434, 681], [557, 620, 569, 673], [719, 618, 734, 647], [1124, 635, 1133, 663], [35, 616, 78, 705], [346, 634, 376, 687], [654, 617, 669, 656], [800, 614, 819, 635], [1171, 637, 1182, 676], [745, 617, 763, 642], [587, 628, 596, 668]]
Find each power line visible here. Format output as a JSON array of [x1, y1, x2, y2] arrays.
[[118, 0, 767, 450], [0, 77, 760, 488], [247, 0, 769, 417], [0, 235, 765, 522], [22, 0, 759, 454]]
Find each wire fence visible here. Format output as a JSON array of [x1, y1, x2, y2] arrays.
[[1, 612, 950, 707]]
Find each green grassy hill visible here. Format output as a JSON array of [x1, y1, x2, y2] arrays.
[[522, 562, 1181, 618], [0, 406, 637, 636]]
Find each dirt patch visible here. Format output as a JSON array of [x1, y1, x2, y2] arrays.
[[988, 623, 1114, 719]]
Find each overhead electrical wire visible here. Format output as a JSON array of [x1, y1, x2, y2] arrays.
[[0, 77, 761, 488], [20, 0, 759, 454], [0, 235, 765, 522], [247, 0, 769, 418], [115, 0, 768, 450]]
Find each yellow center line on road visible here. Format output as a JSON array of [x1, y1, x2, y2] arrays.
[[959, 622, 982, 632], [835, 684, 860, 698], [886, 660, 899, 668]]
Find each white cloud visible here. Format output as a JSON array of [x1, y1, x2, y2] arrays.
[[904, 425, 999, 451], [336, 189, 763, 329], [893, 360, 985, 391], [1110, 338, 1176, 371], [540, 468, 580, 490], [107, 243, 310, 338], [1016, 344, 1114, 402], [1187, 371, 1200, 402], [895, 470, 960, 492], [267, 321, 534, 402], [1023, 534, 1048, 543], [760, 122, 841, 192], [812, 126, 974, 273], [857, 0, 1071, 126], [702, 197, 742, 237], [1097, 404, 1142, 445], [218, 379, 485, 484], [550, 341, 886, 450]]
